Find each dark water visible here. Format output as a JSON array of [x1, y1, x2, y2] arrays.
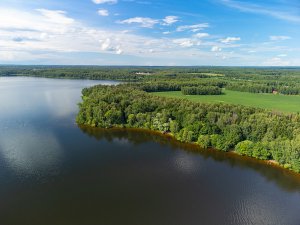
[[0, 77, 300, 225]]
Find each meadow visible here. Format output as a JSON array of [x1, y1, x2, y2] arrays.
[[153, 89, 300, 113]]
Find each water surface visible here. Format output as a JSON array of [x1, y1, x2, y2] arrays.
[[0, 77, 300, 225]]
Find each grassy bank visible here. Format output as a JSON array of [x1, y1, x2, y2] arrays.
[[152, 90, 300, 113]]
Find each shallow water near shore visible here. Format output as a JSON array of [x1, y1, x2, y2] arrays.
[[0, 77, 300, 225]]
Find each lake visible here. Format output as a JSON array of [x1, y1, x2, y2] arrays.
[[0, 77, 300, 225]]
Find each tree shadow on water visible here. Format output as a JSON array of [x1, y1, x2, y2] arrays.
[[79, 125, 300, 193]]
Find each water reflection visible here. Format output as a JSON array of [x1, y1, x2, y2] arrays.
[[79, 126, 300, 192], [0, 77, 118, 120], [0, 127, 62, 176], [44, 89, 79, 118], [0, 77, 118, 177]]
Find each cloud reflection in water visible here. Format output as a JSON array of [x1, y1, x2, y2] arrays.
[[0, 127, 63, 176]]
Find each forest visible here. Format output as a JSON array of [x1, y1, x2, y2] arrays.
[[77, 84, 300, 173], [2, 65, 300, 173], [2, 65, 300, 95]]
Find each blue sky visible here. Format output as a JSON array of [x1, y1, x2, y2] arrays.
[[0, 0, 299, 66]]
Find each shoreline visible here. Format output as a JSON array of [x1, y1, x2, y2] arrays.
[[78, 125, 300, 178]]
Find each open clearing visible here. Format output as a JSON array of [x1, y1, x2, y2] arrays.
[[152, 90, 300, 113]]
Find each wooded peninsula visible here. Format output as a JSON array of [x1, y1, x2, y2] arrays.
[[1, 66, 300, 173]]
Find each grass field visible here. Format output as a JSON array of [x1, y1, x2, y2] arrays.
[[152, 90, 300, 113]]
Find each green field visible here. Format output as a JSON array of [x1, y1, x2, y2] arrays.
[[152, 90, 300, 113]]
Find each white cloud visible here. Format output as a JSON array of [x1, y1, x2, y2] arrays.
[[100, 38, 112, 50], [163, 31, 171, 35], [173, 39, 194, 47], [40, 32, 48, 39], [173, 38, 201, 48], [118, 17, 159, 28], [0, 51, 17, 61], [118, 15, 179, 28], [0, 7, 297, 66], [194, 33, 209, 38], [177, 23, 209, 32], [0, 8, 131, 58], [262, 57, 290, 66], [2, 8, 211, 61], [220, 0, 300, 23], [36, 9, 74, 25], [98, 9, 109, 16], [162, 16, 179, 25], [92, 0, 117, 4], [211, 46, 222, 52], [99, 38, 123, 54], [277, 54, 287, 57], [116, 48, 123, 54], [0, 8, 74, 34], [220, 37, 240, 44], [269, 36, 291, 41]]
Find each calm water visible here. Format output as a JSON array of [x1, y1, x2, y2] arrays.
[[0, 77, 300, 225]]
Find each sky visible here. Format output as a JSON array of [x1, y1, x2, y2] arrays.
[[0, 0, 299, 66]]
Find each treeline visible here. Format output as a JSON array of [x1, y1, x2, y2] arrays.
[[181, 86, 222, 95], [77, 85, 300, 173], [226, 83, 300, 95], [0, 66, 231, 81], [278, 86, 300, 95], [0, 66, 161, 81], [2, 65, 300, 82], [2, 65, 300, 95], [125, 80, 226, 92], [226, 83, 274, 93]]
